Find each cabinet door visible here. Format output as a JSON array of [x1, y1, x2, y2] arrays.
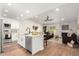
[[25, 36, 32, 52], [32, 36, 44, 52], [18, 35, 25, 48], [21, 36, 25, 48]]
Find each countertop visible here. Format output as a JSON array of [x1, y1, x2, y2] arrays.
[[25, 34, 43, 37]]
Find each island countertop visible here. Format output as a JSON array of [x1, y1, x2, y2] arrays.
[[25, 34, 43, 38]]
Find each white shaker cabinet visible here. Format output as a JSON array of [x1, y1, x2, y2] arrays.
[[18, 35, 26, 48], [25, 35, 44, 55], [18, 34, 44, 55]]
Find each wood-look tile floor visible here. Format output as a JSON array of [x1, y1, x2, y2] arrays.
[[0, 40, 79, 56]]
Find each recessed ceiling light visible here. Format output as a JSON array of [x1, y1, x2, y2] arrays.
[[56, 8, 60, 11], [26, 10, 30, 13], [20, 14, 23, 17], [4, 10, 8, 12], [3, 14, 7, 16], [8, 3, 12, 6], [61, 18, 64, 21]]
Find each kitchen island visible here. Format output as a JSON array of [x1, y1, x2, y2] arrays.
[[18, 34, 44, 55]]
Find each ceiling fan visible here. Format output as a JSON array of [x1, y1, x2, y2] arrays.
[[44, 16, 53, 22]]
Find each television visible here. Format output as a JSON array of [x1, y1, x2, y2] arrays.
[[62, 25, 69, 30]]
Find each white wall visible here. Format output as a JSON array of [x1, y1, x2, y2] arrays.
[[18, 19, 43, 42], [60, 21, 77, 33], [19, 19, 43, 35], [77, 13, 79, 35]]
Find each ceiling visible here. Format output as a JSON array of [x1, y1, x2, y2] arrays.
[[33, 3, 79, 24], [0, 3, 79, 24], [0, 3, 64, 19]]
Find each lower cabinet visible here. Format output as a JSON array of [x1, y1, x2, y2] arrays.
[[18, 35, 26, 48], [18, 35, 44, 55], [25, 36, 32, 52], [25, 35, 44, 55]]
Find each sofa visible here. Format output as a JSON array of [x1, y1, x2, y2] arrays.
[[62, 32, 79, 48]]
